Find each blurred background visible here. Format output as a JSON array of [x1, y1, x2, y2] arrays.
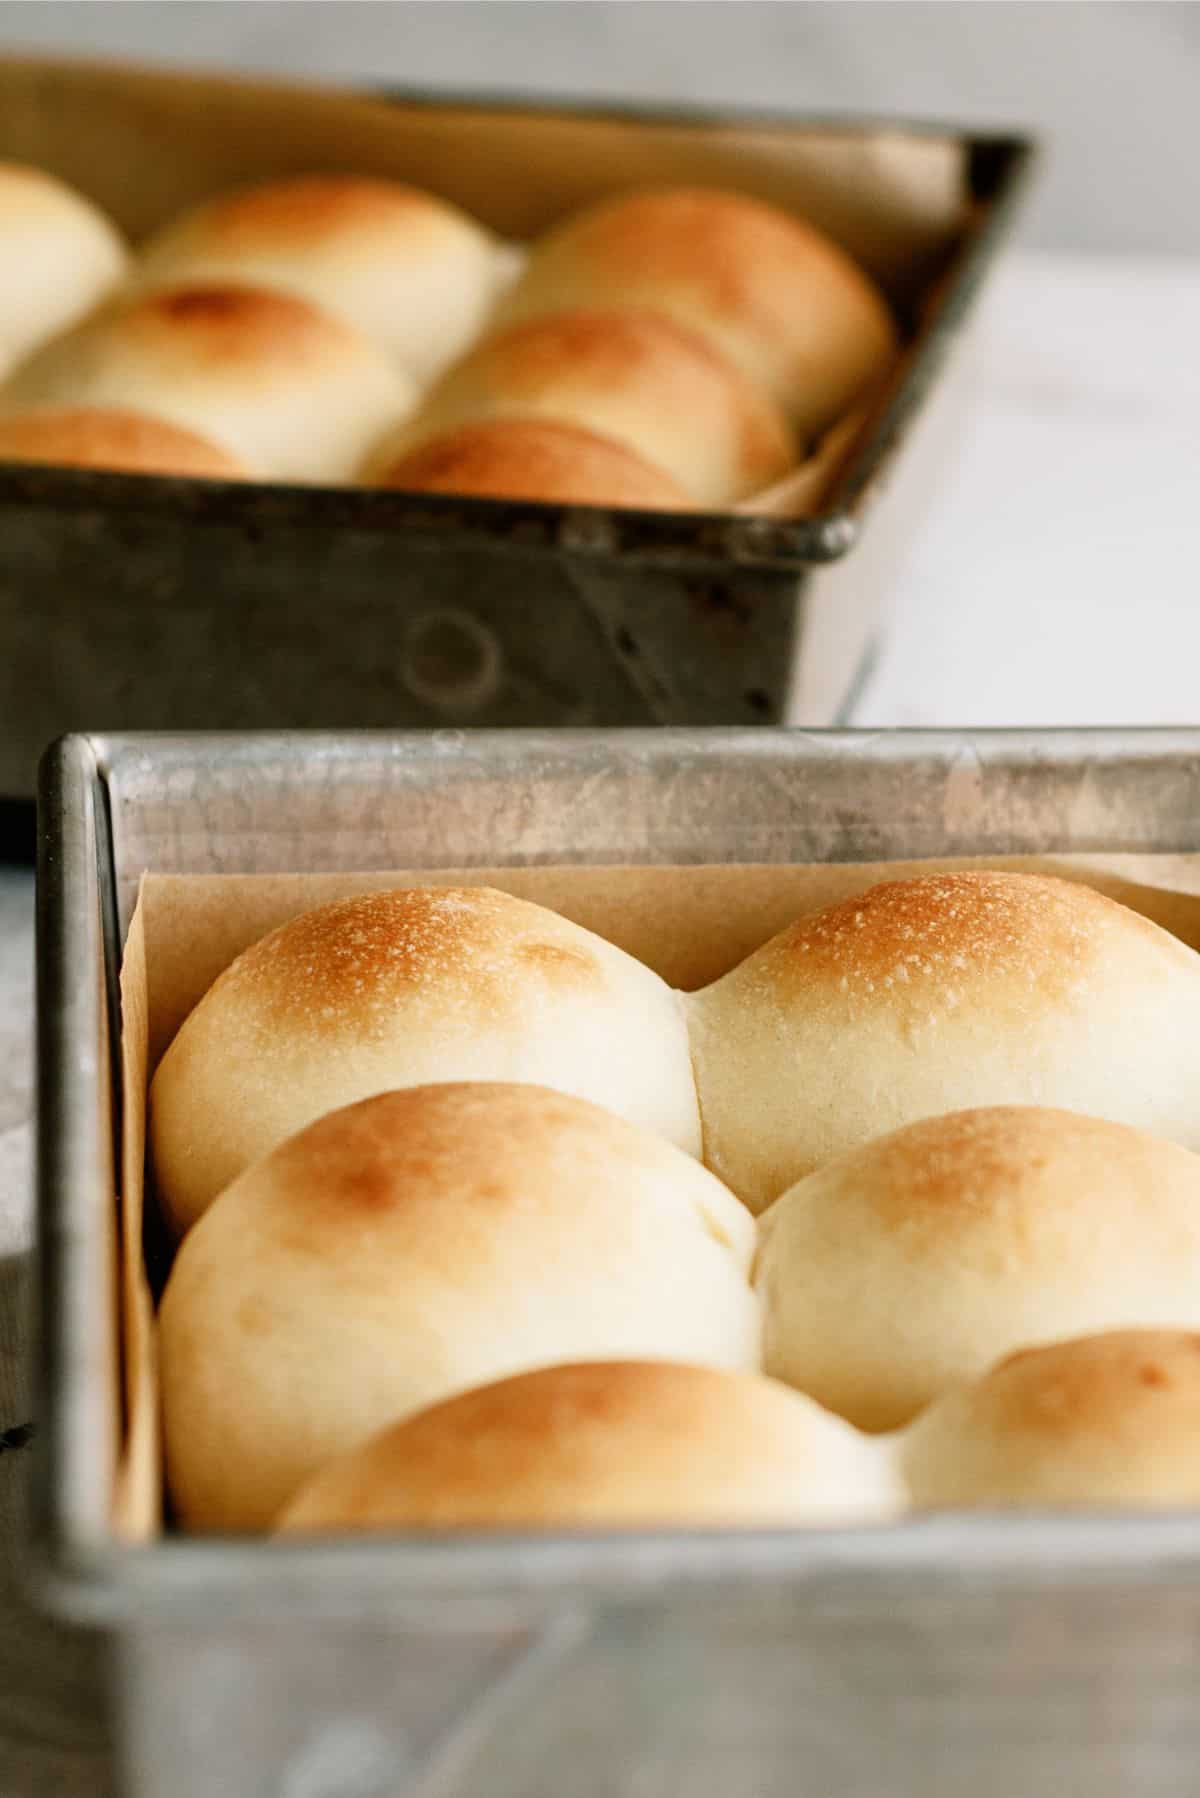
[[2, 0, 1198, 259]]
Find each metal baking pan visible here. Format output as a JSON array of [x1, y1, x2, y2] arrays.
[[0, 58, 1034, 796], [32, 725, 1200, 1798]]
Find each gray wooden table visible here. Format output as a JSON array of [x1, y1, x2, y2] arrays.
[[0, 871, 112, 1796], [0, 1274, 113, 1797]]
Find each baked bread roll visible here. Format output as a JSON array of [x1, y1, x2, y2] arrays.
[[150, 886, 701, 1236], [279, 1359, 899, 1532], [368, 417, 690, 510], [0, 283, 414, 482], [379, 308, 796, 505], [688, 871, 1200, 1214], [159, 1084, 760, 1529], [0, 163, 128, 375], [758, 1107, 1200, 1431], [0, 406, 251, 478], [497, 186, 896, 438], [135, 175, 503, 384], [904, 1330, 1200, 1508]]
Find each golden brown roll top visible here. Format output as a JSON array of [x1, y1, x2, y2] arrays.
[[279, 1359, 901, 1532], [0, 162, 129, 375], [0, 171, 893, 503], [369, 416, 691, 510], [757, 1107, 1200, 1431], [149, 886, 702, 1236], [159, 1084, 760, 1531], [904, 1330, 1200, 1508], [0, 406, 251, 478], [377, 307, 797, 505], [135, 174, 506, 384], [497, 185, 897, 438], [688, 870, 1200, 1215], [0, 282, 414, 483], [276, 1328, 1200, 1528]]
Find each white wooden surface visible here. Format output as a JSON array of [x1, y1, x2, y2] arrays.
[[857, 251, 1200, 726], [1, 191, 1198, 1798]]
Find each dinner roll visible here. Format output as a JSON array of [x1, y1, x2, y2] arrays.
[[150, 886, 701, 1236], [758, 1107, 1200, 1431], [0, 284, 413, 482], [904, 1330, 1200, 1508], [159, 1084, 760, 1529], [380, 308, 796, 505], [369, 417, 690, 510], [497, 186, 897, 438], [279, 1360, 899, 1532], [0, 406, 251, 478], [688, 871, 1200, 1214], [0, 163, 128, 375], [136, 174, 503, 384]]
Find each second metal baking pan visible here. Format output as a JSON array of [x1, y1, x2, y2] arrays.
[[32, 725, 1200, 1798], [0, 58, 1034, 794]]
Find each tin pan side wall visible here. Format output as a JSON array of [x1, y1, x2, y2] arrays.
[[99, 729, 1200, 912], [33, 736, 121, 1567], [0, 501, 808, 798], [117, 1580, 1200, 1798]]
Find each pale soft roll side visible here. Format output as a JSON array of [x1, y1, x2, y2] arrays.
[[367, 416, 691, 510], [149, 885, 702, 1236], [279, 1359, 900, 1532], [688, 870, 1200, 1215], [0, 162, 128, 375], [159, 1084, 760, 1531], [135, 174, 504, 384], [758, 1106, 1200, 1431], [496, 185, 897, 438], [0, 283, 414, 482], [903, 1330, 1200, 1508], [377, 307, 797, 505], [0, 406, 252, 478]]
